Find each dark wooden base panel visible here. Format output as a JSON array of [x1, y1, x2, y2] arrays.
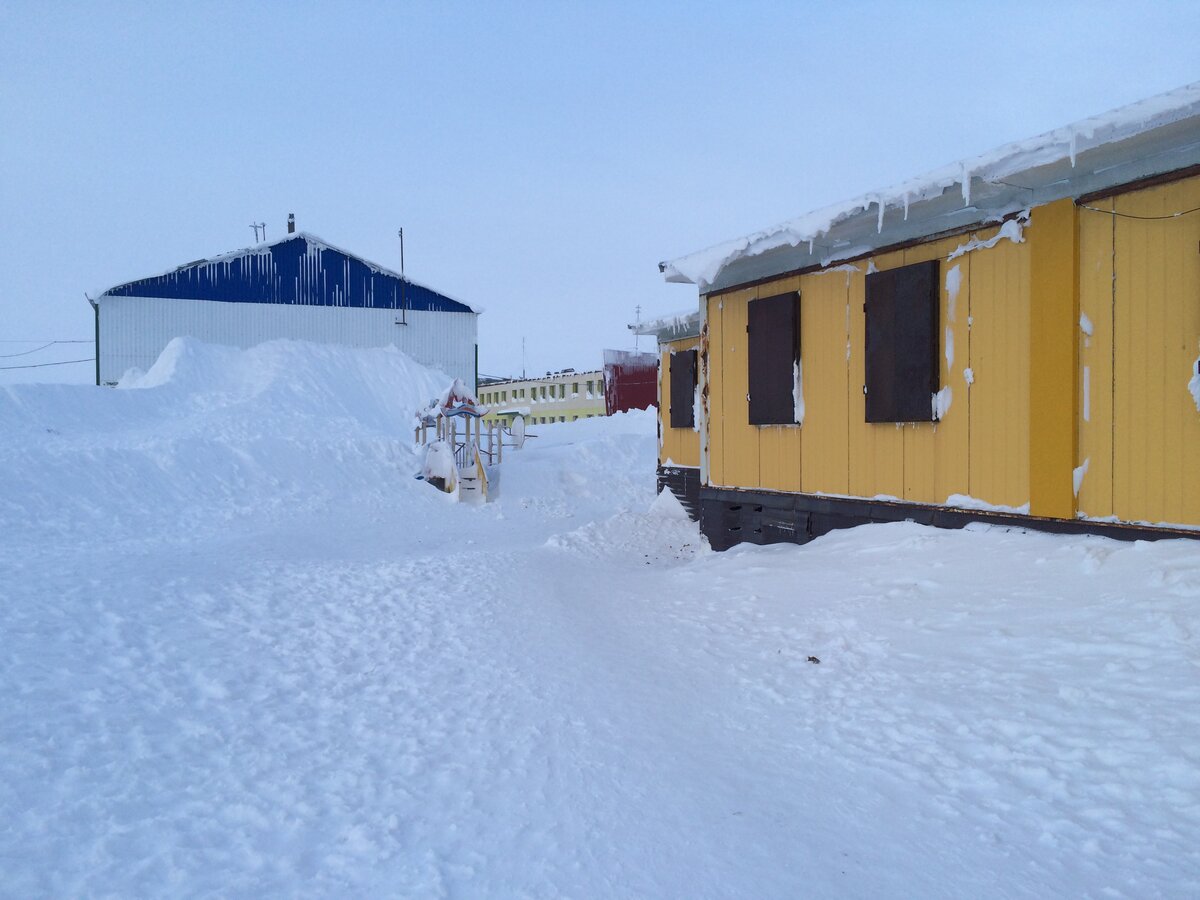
[[699, 487, 1200, 552], [657, 465, 701, 521]]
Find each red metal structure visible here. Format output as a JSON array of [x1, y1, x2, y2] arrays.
[[602, 349, 658, 415]]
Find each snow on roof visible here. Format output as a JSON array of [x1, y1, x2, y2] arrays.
[[629, 308, 702, 341], [97, 231, 478, 313], [662, 81, 1200, 292], [485, 370, 603, 386]]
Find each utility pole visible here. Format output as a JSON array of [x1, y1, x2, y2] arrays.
[[398, 228, 407, 325]]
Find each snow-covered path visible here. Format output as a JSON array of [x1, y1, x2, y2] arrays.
[[3, 342, 1198, 898]]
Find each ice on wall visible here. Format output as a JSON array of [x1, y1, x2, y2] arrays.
[[1079, 312, 1094, 336], [947, 216, 1027, 262], [945, 494, 1031, 515], [793, 360, 805, 426], [945, 328, 954, 369], [1190, 356, 1200, 412], [963, 367, 974, 385], [1073, 458, 1090, 497], [846, 300, 852, 361], [933, 386, 952, 420], [945, 265, 961, 322], [820, 263, 860, 288]]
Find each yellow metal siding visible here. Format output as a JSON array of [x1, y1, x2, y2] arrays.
[[1077, 199, 1115, 518], [718, 288, 761, 488], [702, 174, 1200, 531], [966, 227, 1031, 508], [798, 268, 852, 494], [1111, 175, 1200, 524], [1028, 199, 1079, 519], [707, 230, 1033, 506], [709, 222, 1032, 511], [659, 337, 700, 468], [705, 293, 726, 486]]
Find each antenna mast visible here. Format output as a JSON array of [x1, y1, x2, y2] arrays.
[[249, 222, 265, 242]]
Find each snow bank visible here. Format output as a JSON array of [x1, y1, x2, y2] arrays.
[[0, 338, 450, 542], [648, 483, 690, 519], [3, 367, 1200, 897]]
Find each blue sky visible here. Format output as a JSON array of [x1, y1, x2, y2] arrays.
[[3, 1, 1198, 381]]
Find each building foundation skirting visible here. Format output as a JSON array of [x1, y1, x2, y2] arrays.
[[657, 465, 701, 521], [699, 486, 1200, 552]]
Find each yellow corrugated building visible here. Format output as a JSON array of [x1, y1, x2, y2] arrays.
[[635, 313, 702, 517], [478, 370, 606, 425], [652, 83, 1200, 549]]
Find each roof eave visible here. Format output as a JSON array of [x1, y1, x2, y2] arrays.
[[665, 82, 1200, 292], [629, 309, 703, 341]]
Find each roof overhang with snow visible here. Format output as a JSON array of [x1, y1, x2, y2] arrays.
[[661, 82, 1200, 294], [630, 310, 702, 343]]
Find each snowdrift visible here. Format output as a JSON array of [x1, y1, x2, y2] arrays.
[[0, 338, 452, 543], [3, 346, 1200, 897]]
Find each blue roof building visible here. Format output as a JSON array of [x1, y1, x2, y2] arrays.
[[91, 230, 478, 387]]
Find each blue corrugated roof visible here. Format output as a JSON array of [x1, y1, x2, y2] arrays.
[[100, 233, 475, 314]]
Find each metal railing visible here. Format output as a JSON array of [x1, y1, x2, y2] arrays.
[[416, 414, 524, 469]]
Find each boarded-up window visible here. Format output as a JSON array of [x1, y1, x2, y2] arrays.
[[865, 260, 939, 422], [748, 292, 800, 425], [669, 349, 697, 428]]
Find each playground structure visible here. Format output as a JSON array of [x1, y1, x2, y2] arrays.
[[416, 380, 527, 502]]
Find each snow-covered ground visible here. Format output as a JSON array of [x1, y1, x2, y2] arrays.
[[2, 340, 1198, 898]]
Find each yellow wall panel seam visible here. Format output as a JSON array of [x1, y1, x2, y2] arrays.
[[1028, 199, 1079, 519]]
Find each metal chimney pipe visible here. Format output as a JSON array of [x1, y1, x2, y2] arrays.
[[287, 213, 295, 234]]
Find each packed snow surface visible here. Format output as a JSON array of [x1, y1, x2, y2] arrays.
[[3, 340, 1200, 898]]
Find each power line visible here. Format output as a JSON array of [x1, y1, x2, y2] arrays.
[[0, 341, 57, 358], [0, 357, 95, 370], [0, 339, 91, 344], [1078, 203, 1200, 220]]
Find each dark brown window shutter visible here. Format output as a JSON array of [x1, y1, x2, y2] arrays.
[[669, 349, 697, 428], [748, 291, 799, 425], [865, 260, 939, 422]]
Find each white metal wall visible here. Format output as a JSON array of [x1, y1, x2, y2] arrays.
[[97, 296, 477, 386]]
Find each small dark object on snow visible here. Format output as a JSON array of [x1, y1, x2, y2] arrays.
[[807, 656, 820, 664]]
